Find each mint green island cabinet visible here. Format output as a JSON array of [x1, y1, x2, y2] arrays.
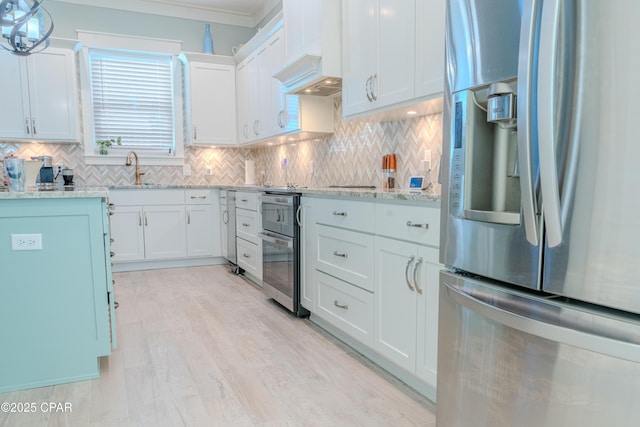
[[0, 190, 117, 393]]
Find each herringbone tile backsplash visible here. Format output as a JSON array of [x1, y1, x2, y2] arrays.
[[1, 99, 442, 192]]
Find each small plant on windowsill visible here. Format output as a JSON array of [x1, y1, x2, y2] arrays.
[[96, 137, 122, 155]]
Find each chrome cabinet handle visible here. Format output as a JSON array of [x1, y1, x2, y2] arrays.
[[253, 119, 260, 135], [365, 76, 373, 102], [413, 257, 424, 294], [144, 213, 148, 226], [405, 255, 416, 291], [332, 211, 347, 217], [296, 205, 302, 227], [333, 251, 348, 259], [110, 251, 115, 258], [25, 118, 31, 134], [187, 208, 191, 225], [193, 125, 197, 140], [190, 195, 207, 200], [138, 211, 142, 226], [242, 222, 250, 227], [334, 300, 349, 310], [241, 198, 248, 202], [222, 209, 229, 225], [406, 221, 429, 229], [243, 253, 251, 258], [370, 74, 378, 101], [32, 118, 37, 134]]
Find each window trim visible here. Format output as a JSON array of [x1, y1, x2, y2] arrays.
[[78, 31, 185, 166]]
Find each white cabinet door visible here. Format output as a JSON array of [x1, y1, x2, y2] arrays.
[[342, 0, 379, 117], [245, 55, 260, 140], [376, 0, 415, 107], [186, 204, 214, 257], [187, 61, 237, 146], [0, 47, 79, 141], [220, 203, 228, 259], [236, 61, 251, 142], [415, 245, 440, 389], [266, 29, 287, 137], [374, 236, 418, 373], [282, 0, 322, 63], [143, 205, 187, 260], [28, 47, 80, 141], [0, 50, 30, 139], [415, 0, 446, 99], [110, 206, 145, 262]]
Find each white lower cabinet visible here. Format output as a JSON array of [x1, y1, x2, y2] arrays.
[[300, 197, 315, 311], [316, 270, 374, 347], [110, 189, 219, 264], [235, 191, 262, 282], [374, 236, 439, 388]]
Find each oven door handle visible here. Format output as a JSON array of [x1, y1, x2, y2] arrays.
[[259, 194, 295, 205], [259, 232, 293, 248]]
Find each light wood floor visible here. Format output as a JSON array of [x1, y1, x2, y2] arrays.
[[0, 265, 436, 427]]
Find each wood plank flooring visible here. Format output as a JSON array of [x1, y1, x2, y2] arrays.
[[0, 265, 436, 426]]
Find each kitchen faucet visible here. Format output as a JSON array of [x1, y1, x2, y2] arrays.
[[125, 151, 144, 185]]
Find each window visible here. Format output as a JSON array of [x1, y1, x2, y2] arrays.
[[89, 49, 176, 156]]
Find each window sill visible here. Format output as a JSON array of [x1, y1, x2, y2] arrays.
[[84, 154, 184, 166]]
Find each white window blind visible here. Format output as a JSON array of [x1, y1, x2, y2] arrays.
[[89, 49, 176, 155]]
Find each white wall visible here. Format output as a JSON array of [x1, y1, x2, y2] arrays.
[[46, 0, 257, 55]]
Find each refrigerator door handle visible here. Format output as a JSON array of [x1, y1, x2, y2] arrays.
[[443, 281, 640, 364], [538, 0, 563, 247], [517, 0, 541, 246]]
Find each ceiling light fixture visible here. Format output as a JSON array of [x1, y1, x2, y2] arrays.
[[1, 0, 54, 56]]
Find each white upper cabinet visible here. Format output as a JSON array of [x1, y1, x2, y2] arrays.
[[235, 17, 334, 145], [0, 40, 80, 142], [274, 0, 341, 95], [180, 53, 237, 146], [342, 0, 445, 120], [415, 0, 446, 99]]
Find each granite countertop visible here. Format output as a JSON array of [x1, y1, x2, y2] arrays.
[[1, 184, 441, 204], [109, 184, 441, 205], [0, 187, 110, 199]]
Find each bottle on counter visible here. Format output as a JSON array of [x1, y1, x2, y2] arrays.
[[387, 154, 396, 189]]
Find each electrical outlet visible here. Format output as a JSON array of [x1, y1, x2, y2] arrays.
[[11, 234, 43, 251], [205, 166, 213, 176]]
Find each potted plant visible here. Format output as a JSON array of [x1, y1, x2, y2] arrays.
[[96, 137, 122, 155]]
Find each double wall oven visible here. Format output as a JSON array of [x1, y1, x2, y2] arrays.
[[259, 192, 309, 317]]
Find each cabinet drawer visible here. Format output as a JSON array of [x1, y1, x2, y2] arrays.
[[236, 237, 261, 280], [375, 203, 440, 247], [316, 225, 374, 292], [236, 191, 258, 211], [316, 271, 374, 348], [109, 189, 184, 206], [185, 189, 212, 205], [236, 208, 258, 244], [313, 198, 374, 233]]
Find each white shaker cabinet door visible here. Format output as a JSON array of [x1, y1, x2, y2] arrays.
[[342, 0, 379, 117], [110, 206, 146, 262], [186, 204, 215, 257], [143, 205, 187, 260]]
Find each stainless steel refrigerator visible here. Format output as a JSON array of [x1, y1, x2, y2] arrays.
[[438, 1, 640, 426]]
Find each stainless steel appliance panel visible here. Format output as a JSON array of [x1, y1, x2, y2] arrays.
[[259, 193, 297, 237], [441, 0, 542, 289], [438, 270, 640, 427], [260, 231, 296, 312], [540, 1, 640, 314], [446, 0, 523, 94]]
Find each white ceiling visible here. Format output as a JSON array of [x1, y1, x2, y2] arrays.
[[56, 0, 280, 27]]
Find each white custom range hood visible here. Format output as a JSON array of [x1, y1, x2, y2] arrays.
[[272, 0, 341, 96]]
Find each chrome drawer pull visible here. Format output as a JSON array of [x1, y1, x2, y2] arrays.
[[333, 251, 348, 259], [242, 222, 250, 227], [405, 255, 416, 291], [243, 253, 251, 258], [110, 251, 115, 258], [190, 195, 207, 199], [241, 199, 248, 202], [413, 257, 424, 294], [332, 211, 347, 217], [406, 221, 429, 229], [334, 300, 349, 310]]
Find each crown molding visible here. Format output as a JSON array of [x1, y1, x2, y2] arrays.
[[55, 0, 279, 27]]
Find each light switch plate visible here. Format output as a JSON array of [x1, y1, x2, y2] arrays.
[[11, 234, 43, 250]]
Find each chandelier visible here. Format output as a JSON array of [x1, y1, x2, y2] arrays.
[[0, 0, 54, 55]]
